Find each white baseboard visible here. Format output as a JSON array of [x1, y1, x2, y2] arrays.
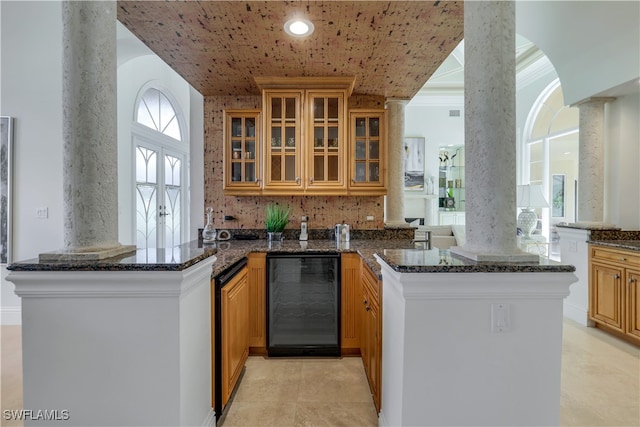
[[563, 301, 589, 326], [201, 409, 215, 427], [377, 410, 386, 427], [1, 306, 21, 325]]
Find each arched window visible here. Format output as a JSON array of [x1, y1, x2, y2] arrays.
[[136, 87, 182, 141], [133, 87, 187, 250], [522, 79, 579, 259]]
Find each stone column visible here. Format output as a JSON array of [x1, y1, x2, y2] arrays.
[[574, 97, 615, 225], [451, 0, 535, 261], [40, 1, 134, 261], [385, 99, 410, 228]]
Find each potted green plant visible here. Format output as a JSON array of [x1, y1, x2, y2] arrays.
[[265, 203, 290, 241]]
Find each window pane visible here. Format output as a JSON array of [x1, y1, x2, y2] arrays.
[[164, 186, 181, 248], [328, 156, 338, 181], [314, 98, 324, 120], [369, 162, 380, 182], [355, 163, 366, 182], [314, 156, 324, 181], [355, 118, 366, 137], [327, 97, 338, 120], [355, 140, 366, 160], [369, 118, 379, 137]]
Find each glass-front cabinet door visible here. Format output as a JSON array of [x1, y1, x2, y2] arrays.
[[306, 91, 347, 192], [263, 91, 303, 192], [223, 110, 261, 194], [349, 110, 386, 195]]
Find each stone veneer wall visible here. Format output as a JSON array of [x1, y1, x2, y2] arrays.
[[204, 95, 387, 231]]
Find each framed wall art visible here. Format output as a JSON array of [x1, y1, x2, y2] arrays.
[[1, 116, 13, 264], [404, 137, 425, 190]]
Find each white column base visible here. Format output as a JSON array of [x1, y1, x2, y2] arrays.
[[377, 256, 577, 427], [7, 257, 215, 427]]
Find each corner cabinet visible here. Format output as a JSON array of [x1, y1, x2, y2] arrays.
[[223, 110, 262, 195], [349, 110, 387, 195], [589, 245, 640, 345]]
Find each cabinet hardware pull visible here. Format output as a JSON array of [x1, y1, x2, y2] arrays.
[[629, 278, 634, 283], [620, 257, 626, 261], [366, 306, 371, 312], [352, 178, 356, 184], [363, 299, 368, 305], [310, 178, 314, 184], [295, 177, 300, 184], [614, 274, 621, 280]]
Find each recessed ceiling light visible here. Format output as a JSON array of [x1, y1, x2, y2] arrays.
[[284, 18, 314, 37]]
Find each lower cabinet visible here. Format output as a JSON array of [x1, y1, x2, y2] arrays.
[[247, 252, 267, 353], [361, 260, 382, 412], [221, 265, 250, 406], [589, 245, 640, 345], [341, 253, 362, 354]]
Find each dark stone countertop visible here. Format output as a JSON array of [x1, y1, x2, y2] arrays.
[[7, 240, 219, 272], [588, 240, 640, 252], [8, 238, 576, 276], [377, 248, 575, 273]]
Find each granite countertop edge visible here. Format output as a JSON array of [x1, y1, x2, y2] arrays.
[[8, 239, 577, 277], [587, 240, 640, 252]]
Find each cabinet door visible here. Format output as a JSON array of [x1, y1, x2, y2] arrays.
[[223, 110, 261, 194], [341, 253, 361, 353], [221, 266, 250, 405], [306, 91, 347, 192], [590, 262, 624, 332], [361, 261, 382, 412], [349, 110, 386, 195], [247, 253, 267, 351], [263, 91, 303, 192], [626, 269, 640, 342]]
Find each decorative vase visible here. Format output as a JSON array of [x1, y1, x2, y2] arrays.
[[267, 231, 283, 242], [202, 207, 217, 243]]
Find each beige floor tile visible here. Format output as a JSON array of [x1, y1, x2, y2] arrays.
[[3, 320, 640, 427]]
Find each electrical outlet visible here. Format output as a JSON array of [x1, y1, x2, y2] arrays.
[[36, 207, 48, 219], [491, 303, 510, 333], [366, 215, 375, 221]]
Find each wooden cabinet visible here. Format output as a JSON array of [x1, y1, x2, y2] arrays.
[[341, 253, 361, 354], [221, 265, 250, 406], [223, 78, 389, 196], [589, 245, 640, 345], [263, 91, 303, 192], [223, 110, 261, 195], [349, 110, 387, 195], [247, 252, 267, 353], [260, 84, 349, 194], [361, 260, 382, 412]]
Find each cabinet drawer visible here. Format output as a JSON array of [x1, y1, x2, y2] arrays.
[[591, 246, 640, 267], [362, 263, 380, 303]]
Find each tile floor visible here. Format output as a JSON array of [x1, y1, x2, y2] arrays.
[[2, 319, 639, 427]]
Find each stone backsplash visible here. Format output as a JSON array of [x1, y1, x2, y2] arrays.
[[203, 95, 387, 231]]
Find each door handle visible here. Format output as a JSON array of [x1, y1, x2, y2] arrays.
[[159, 212, 170, 217]]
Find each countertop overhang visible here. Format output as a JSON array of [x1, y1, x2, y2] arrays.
[[8, 238, 576, 277]]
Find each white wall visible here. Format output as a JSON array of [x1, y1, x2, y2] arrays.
[[516, 1, 640, 106], [606, 92, 640, 229], [1, 1, 64, 324], [0, 4, 200, 324]]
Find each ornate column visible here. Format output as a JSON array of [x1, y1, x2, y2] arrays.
[[385, 99, 410, 228], [574, 97, 615, 225], [40, 1, 134, 260], [451, 0, 535, 261]]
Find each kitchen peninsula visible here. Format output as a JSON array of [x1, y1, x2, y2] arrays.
[[7, 234, 577, 427]]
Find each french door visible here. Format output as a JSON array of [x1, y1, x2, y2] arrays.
[[135, 140, 185, 249]]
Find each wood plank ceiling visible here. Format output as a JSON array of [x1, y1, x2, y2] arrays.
[[117, 1, 464, 98]]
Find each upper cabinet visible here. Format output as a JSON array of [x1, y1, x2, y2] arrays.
[[263, 91, 303, 192], [224, 77, 387, 196], [223, 109, 262, 195], [349, 110, 386, 195]]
